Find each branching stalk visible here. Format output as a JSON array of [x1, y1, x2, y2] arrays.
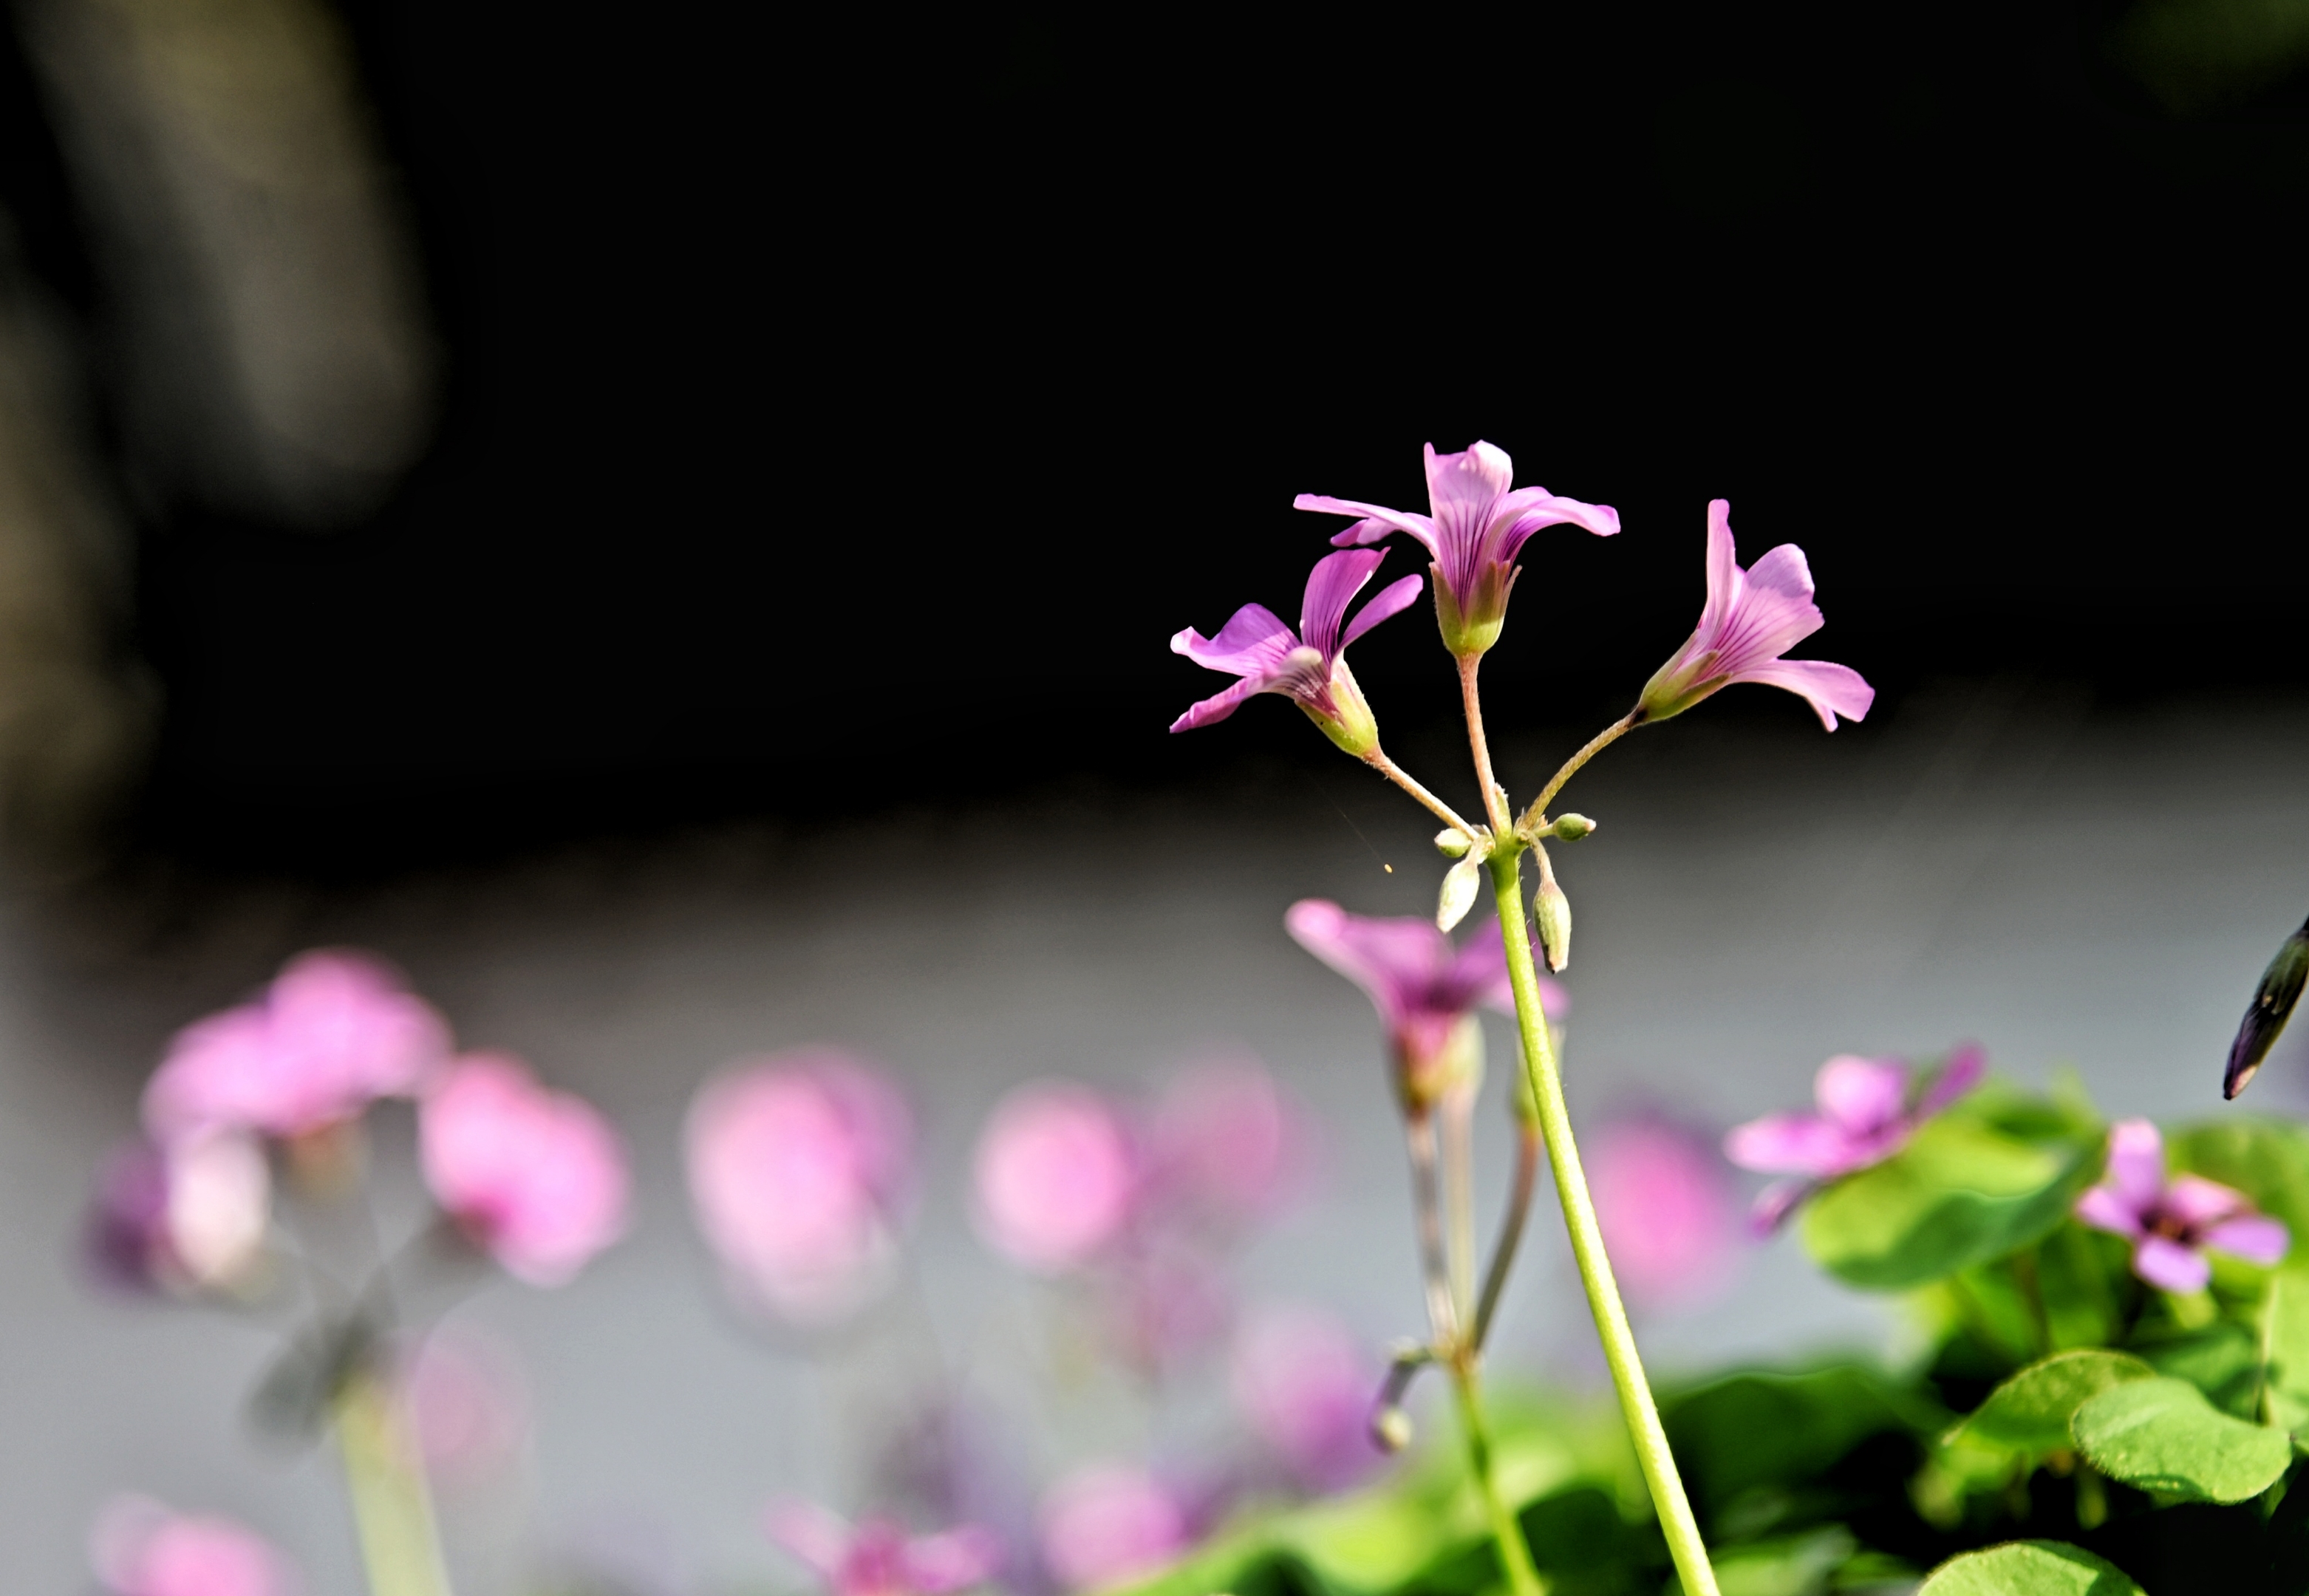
[[1456, 657, 1514, 836], [1518, 712, 1638, 836], [1365, 749, 1478, 838], [336, 1369, 454, 1596], [1403, 1113, 1461, 1347], [1450, 1358, 1544, 1596], [1473, 1121, 1541, 1351]]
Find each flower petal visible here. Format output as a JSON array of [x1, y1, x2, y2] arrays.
[[1422, 442, 1515, 562], [2134, 1234, 2211, 1293], [1297, 550, 1386, 660], [2165, 1174, 2251, 1230], [1728, 658, 1876, 731], [2203, 1213, 2290, 1266], [1916, 1043, 1987, 1117], [1491, 488, 1623, 565], [1169, 675, 1274, 733], [1171, 604, 1297, 675], [1284, 899, 1448, 1032], [1814, 1055, 1909, 1138], [1723, 1113, 1854, 1177], [1340, 572, 1426, 651], [1295, 494, 1440, 559], [1749, 1177, 1815, 1235], [2105, 1119, 2167, 1214], [2076, 1184, 2147, 1239]]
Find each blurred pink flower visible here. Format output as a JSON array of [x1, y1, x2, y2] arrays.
[[2076, 1119, 2289, 1293], [1105, 1238, 1234, 1371], [400, 1330, 529, 1483], [1170, 548, 1423, 757], [1037, 1464, 1187, 1592], [686, 1049, 913, 1323], [91, 1497, 296, 1596], [1230, 1304, 1379, 1493], [973, 1081, 1136, 1273], [143, 951, 450, 1144], [1636, 501, 1874, 732], [765, 1500, 1001, 1596], [89, 1132, 269, 1295], [1296, 440, 1619, 657], [1588, 1117, 1739, 1312], [419, 1053, 628, 1286], [1145, 1057, 1305, 1230], [1725, 1046, 1984, 1232]]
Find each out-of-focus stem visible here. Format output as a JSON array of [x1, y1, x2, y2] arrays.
[[1456, 656, 1513, 836], [1365, 749, 1478, 838], [1487, 853, 1719, 1596], [1450, 1358, 1544, 1596], [1518, 712, 1638, 836], [1473, 1120, 1541, 1351], [1442, 1083, 1478, 1323], [1404, 1113, 1461, 1346], [336, 1370, 454, 1596]]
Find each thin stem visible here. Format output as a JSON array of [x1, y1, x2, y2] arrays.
[[1488, 853, 1719, 1596], [335, 1369, 455, 1596], [1456, 656, 1513, 835], [1473, 1121, 1542, 1351], [1442, 1082, 1478, 1325], [1449, 1358, 1544, 1596], [1518, 712, 1639, 836], [1365, 748, 1478, 838], [1404, 1113, 1462, 1347]]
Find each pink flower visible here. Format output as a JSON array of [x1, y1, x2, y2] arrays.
[[1144, 1056, 1305, 1230], [1587, 1116, 1739, 1312], [1296, 440, 1619, 657], [419, 1053, 628, 1286], [143, 951, 450, 1144], [765, 1501, 1001, 1596], [90, 1497, 296, 1596], [1636, 501, 1874, 732], [2075, 1119, 2289, 1293], [1285, 900, 1563, 1111], [1170, 548, 1424, 757], [1230, 1304, 1379, 1493], [1724, 1046, 1984, 1231], [1037, 1464, 1188, 1592], [88, 1132, 270, 1295], [687, 1049, 914, 1323], [972, 1081, 1136, 1273]]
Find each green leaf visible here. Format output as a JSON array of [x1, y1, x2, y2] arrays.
[[1661, 1366, 1945, 1516], [1946, 1349, 2157, 1456], [1704, 1527, 1853, 1596], [2169, 1117, 2309, 1259], [2036, 1221, 2123, 1350], [1917, 1540, 2145, 1595], [1801, 1116, 2102, 1291], [2069, 1375, 2293, 1502], [2268, 1269, 2309, 1430], [2132, 1318, 2264, 1418]]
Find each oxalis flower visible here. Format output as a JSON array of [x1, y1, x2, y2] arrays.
[[1170, 548, 1422, 757], [765, 1500, 1002, 1596], [2075, 1118, 2288, 1292], [1286, 900, 1563, 1114], [1636, 500, 1874, 731], [1725, 1047, 1984, 1232], [1295, 440, 1619, 658]]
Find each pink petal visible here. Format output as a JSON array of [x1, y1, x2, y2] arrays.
[[763, 1499, 853, 1576], [1814, 1055, 1909, 1139], [1292, 494, 1440, 560], [2203, 1214, 2290, 1266], [1698, 500, 1742, 638], [1339, 572, 1426, 651], [902, 1525, 1005, 1592], [1441, 921, 1519, 1016], [1729, 658, 1875, 731], [1284, 899, 1449, 1033], [2076, 1184, 2147, 1240], [1723, 1113, 1854, 1178], [1038, 1464, 1187, 1592], [2165, 1175, 2251, 1230], [1491, 488, 1623, 565], [1168, 675, 1272, 734], [1170, 604, 1297, 676], [2105, 1119, 2168, 1213], [1297, 548, 1388, 659], [1588, 1119, 1739, 1311], [419, 1054, 629, 1287], [1748, 1178, 1815, 1235], [972, 1082, 1136, 1272], [1422, 440, 1517, 552], [2134, 1235, 2211, 1294], [1916, 1044, 1986, 1117], [1230, 1303, 1379, 1492]]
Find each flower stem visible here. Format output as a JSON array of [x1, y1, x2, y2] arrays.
[[1442, 1082, 1478, 1323], [1456, 657, 1514, 836], [1404, 1112, 1462, 1346], [1448, 1356, 1544, 1596], [335, 1369, 454, 1596], [1365, 749, 1478, 838], [1518, 712, 1638, 836], [1473, 1121, 1541, 1351], [1487, 853, 1719, 1596]]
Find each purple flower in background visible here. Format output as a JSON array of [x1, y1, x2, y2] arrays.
[[1230, 1303, 1381, 1493], [1295, 440, 1619, 658], [766, 1501, 1001, 1596], [1636, 501, 1874, 732], [1145, 1055, 1307, 1231], [1285, 900, 1564, 1111], [1588, 1116, 1740, 1312], [1170, 548, 1424, 757], [972, 1080, 1138, 1273], [87, 1131, 270, 1296], [2076, 1119, 2289, 1292], [687, 1049, 914, 1324], [143, 950, 450, 1145], [1037, 1464, 1189, 1592], [1725, 1046, 1984, 1232], [90, 1497, 296, 1596]]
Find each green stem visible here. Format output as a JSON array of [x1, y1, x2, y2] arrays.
[[1518, 712, 1638, 836], [335, 1370, 455, 1596], [1489, 852, 1720, 1596], [1450, 1357, 1544, 1596], [1473, 1122, 1542, 1352]]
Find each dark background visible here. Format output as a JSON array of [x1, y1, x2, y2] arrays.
[[4, 2, 2302, 873]]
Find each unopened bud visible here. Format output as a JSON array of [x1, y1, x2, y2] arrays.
[[2228, 915, 2309, 1099], [1437, 854, 1484, 932], [1371, 1405, 1413, 1453], [1550, 814, 1595, 841], [1534, 870, 1571, 974], [1435, 828, 1472, 859]]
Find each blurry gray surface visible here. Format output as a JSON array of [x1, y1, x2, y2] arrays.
[[5, 688, 2308, 1591]]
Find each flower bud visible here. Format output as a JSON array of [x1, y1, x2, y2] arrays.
[[1436, 854, 1484, 933], [1434, 828, 1472, 859], [1371, 1405, 1413, 1453], [1549, 814, 1595, 841], [1298, 658, 1380, 759], [2227, 915, 2309, 1099], [1534, 869, 1571, 974], [1397, 1014, 1483, 1117]]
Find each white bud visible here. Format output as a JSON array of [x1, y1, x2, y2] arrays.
[[1437, 854, 1483, 932], [1535, 874, 1572, 973], [1434, 828, 1471, 859]]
